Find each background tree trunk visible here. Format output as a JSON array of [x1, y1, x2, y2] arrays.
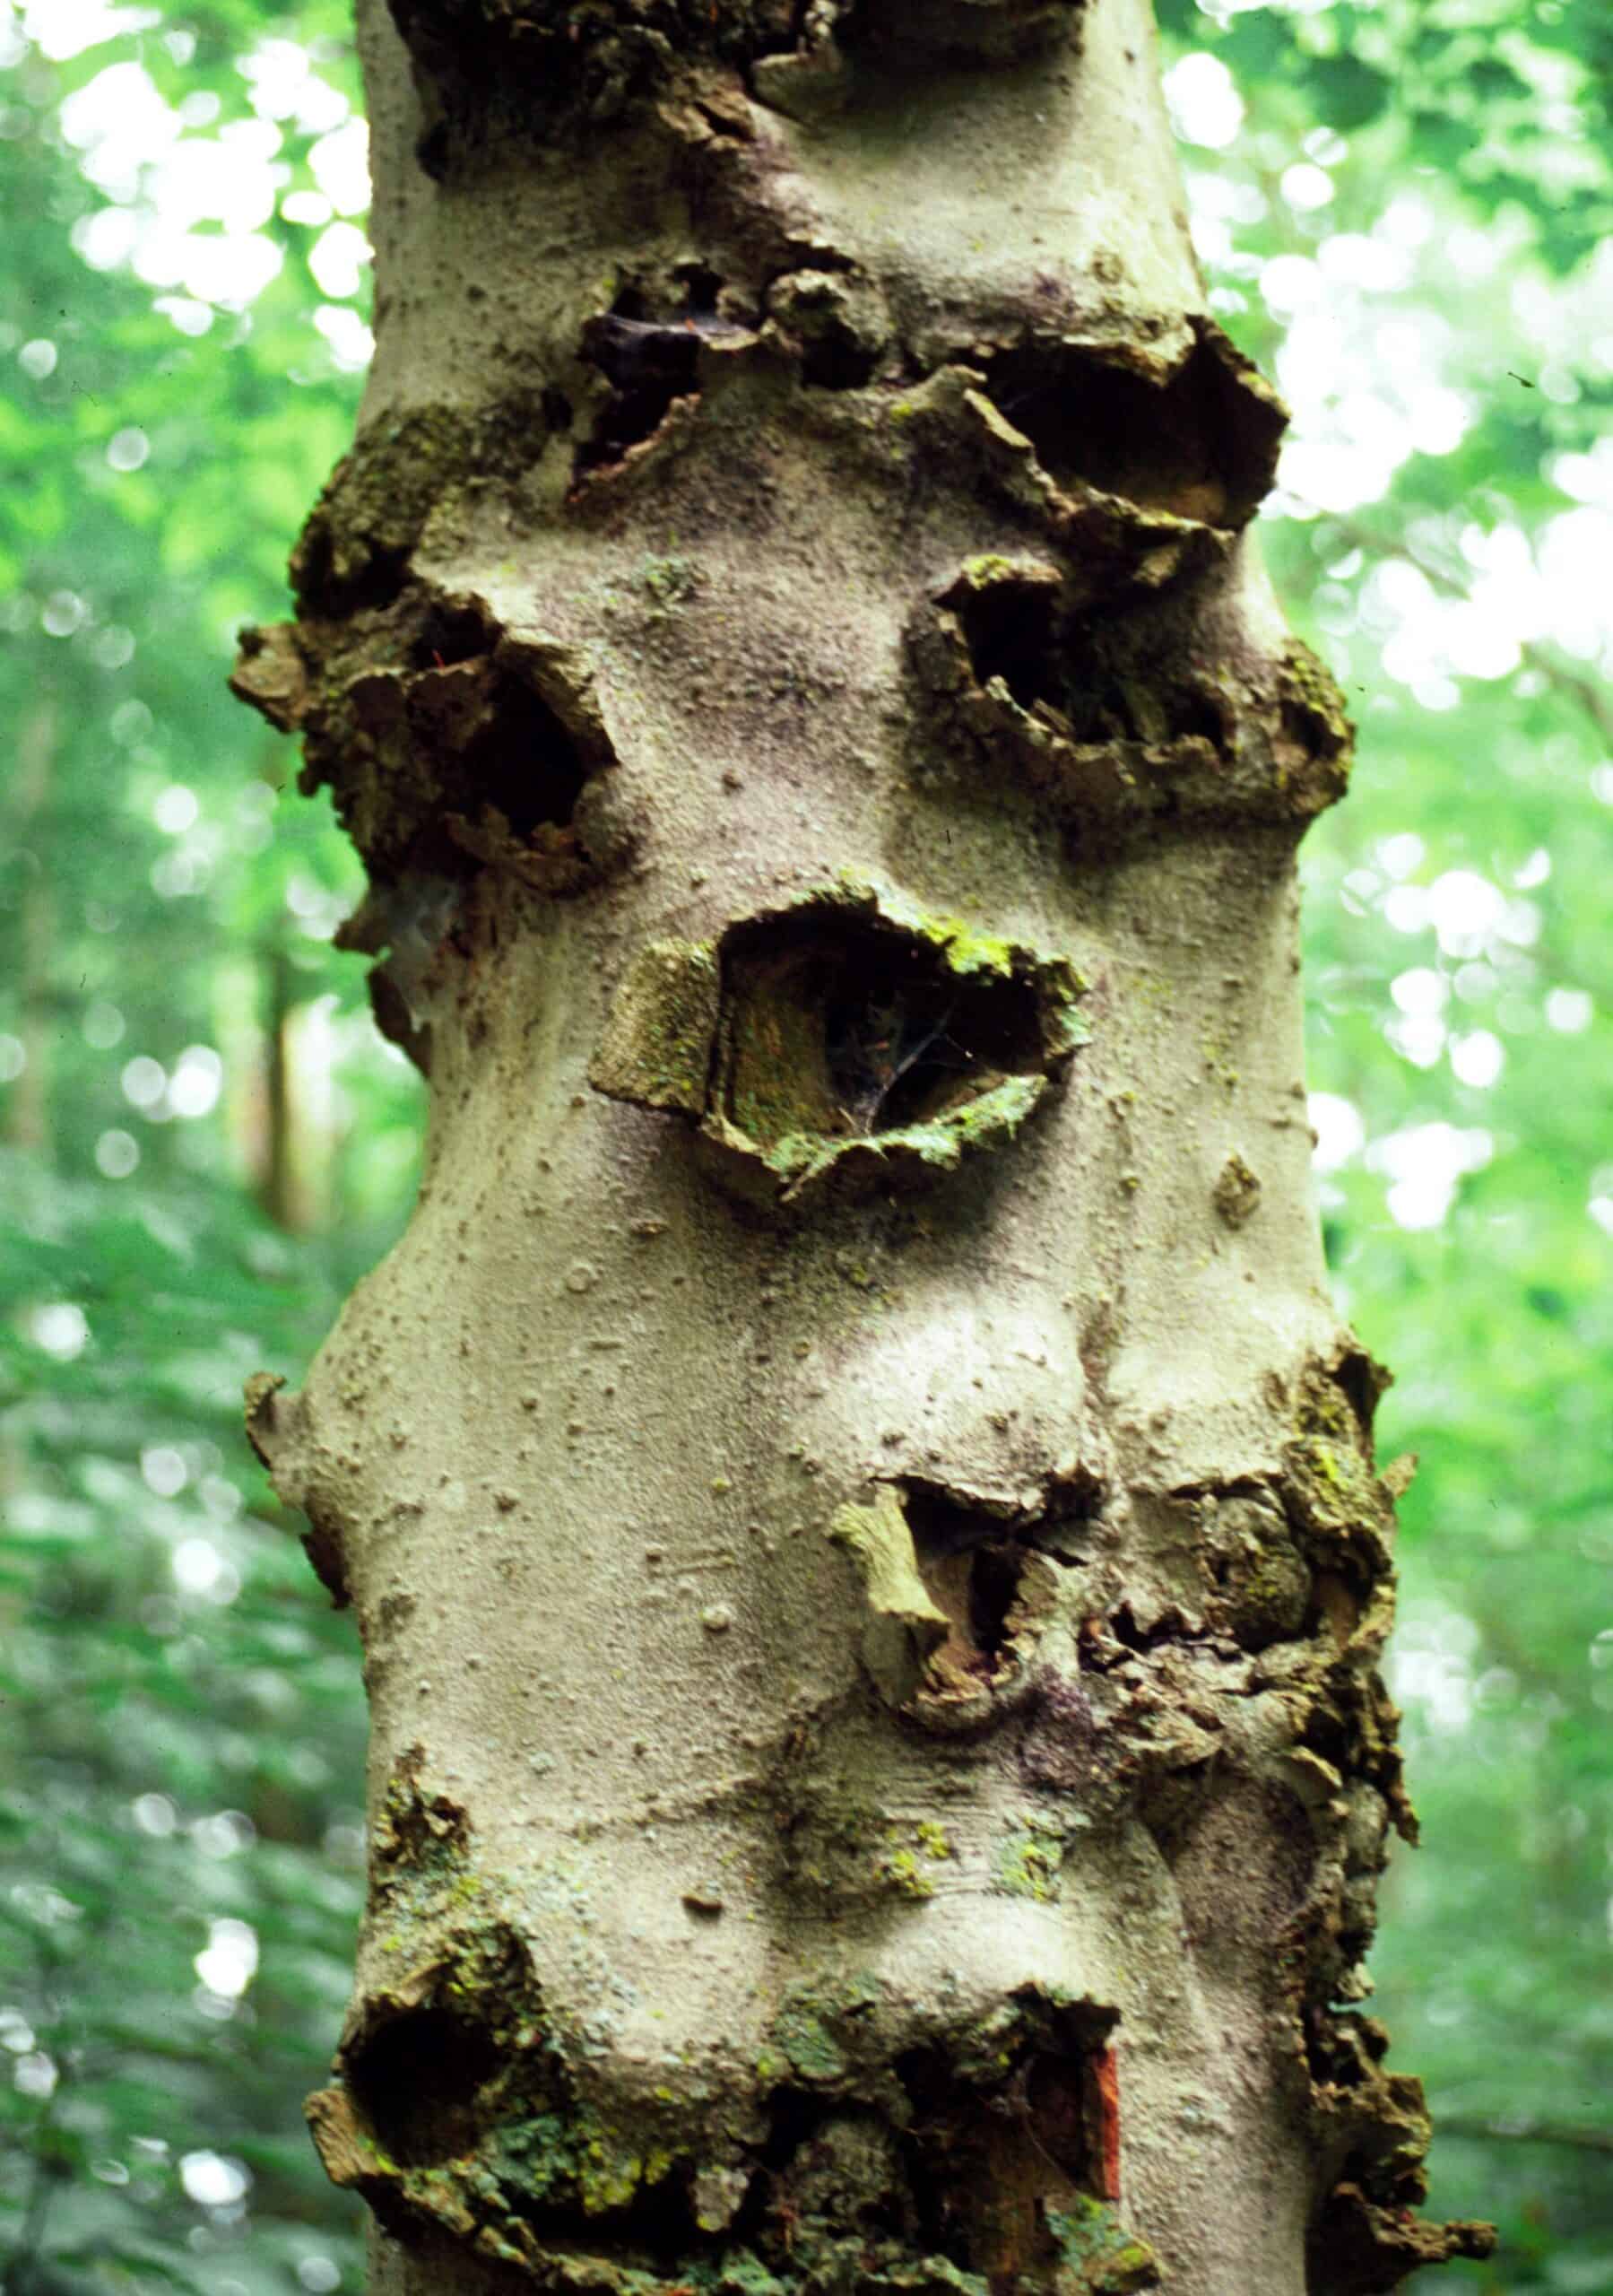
[[7, 697, 57, 1162], [234, 3, 1493, 2289]]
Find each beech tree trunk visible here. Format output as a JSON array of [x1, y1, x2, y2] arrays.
[[232, 4, 1494, 2290]]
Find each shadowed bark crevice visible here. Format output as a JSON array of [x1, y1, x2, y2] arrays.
[[575, 293, 759, 479], [898, 1475, 1097, 1694], [349, 2006, 502, 2168], [981, 324, 1284, 531]]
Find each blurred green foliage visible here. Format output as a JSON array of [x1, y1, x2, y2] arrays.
[[1, 5, 401, 2286], [0, 2, 1609, 2292]]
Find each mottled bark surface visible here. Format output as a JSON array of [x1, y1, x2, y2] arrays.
[[234, 3, 1493, 2290]]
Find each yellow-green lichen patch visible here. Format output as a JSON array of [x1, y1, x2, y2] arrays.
[[992, 1812, 1070, 1902], [874, 1818, 956, 1900], [638, 552, 698, 609], [763, 1972, 890, 2091], [772, 1998, 848, 2083], [1045, 2197, 1162, 2292]]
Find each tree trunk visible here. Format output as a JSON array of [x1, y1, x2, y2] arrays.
[[7, 697, 57, 1162], [256, 936, 299, 1229], [233, 4, 1493, 2290]]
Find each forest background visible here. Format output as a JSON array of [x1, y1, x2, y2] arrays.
[[0, 0, 1609, 2290]]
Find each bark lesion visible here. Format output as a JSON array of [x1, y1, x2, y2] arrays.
[[753, 1981, 1149, 2292], [574, 279, 763, 482], [911, 552, 1352, 830], [1306, 2015, 1496, 2292], [885, 318, 1283, 573], [233, 585, 634, 1068], [808, 1369, 1487, 2289], [1071, 1348, 1493, 2290], [384, 0, 1091, 154], [828, 1473, 1094, 1733], [235, 587, 617, 884], [785, 1336, 1487, 2288], [590, 879, 1086, 1206], [317, 1760, 1159, 2296], [898, 1472, 1099, 1723], [978, 323, 1284, 533]]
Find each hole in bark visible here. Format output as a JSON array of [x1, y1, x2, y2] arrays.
[[899, 1478, 1095, 1693], [575, 313, 700, 474], [293, 526, 411, 619], [380, 604, 597, 874], [347, 2006, 499, 2167], [412, 604, 489, 670], [719, 911, 1046, 1150], [675, 260, 724, 315], [931, 561, 1244, 770], [984, 330, 1280, 527], [904, 1490, 1030, 1678], [948, 569, 1059, 709], [969, 1542, 1023, 1657], [894, 2013, 1119, 2277], [752, 2101, 913, 2257], [801, 329, 879, 391], [574, 277, 759, 477], [1333, 1344, 1388, 1436], [462, 682, 590, 839], [1024, 2052, 1095, 2184], [1106, 1602, 1187, 1656], [1299, 1700, 1350, 1770], [404, 673, 593, 870], [541, 387, 573, 433], [755, 2083, 827, 2173], [592, 890, 1083, 1207]]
